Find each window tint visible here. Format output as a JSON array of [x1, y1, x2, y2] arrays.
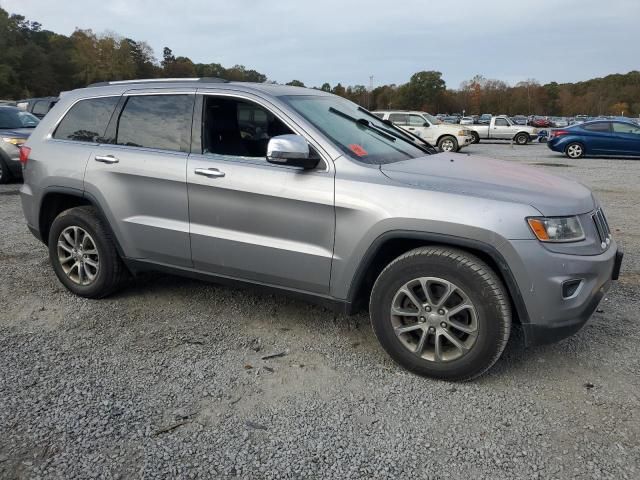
[[582, 122, 610, 133], [495, 118, 509, 126], [202, 96, 293, 158], [54, 97, 119, 143], [612, 122, 640, 134], [32, 100, 50, 116], [388, 113, 408, 125], [117, 95, 193, 152], [408, 115, 425, 126]]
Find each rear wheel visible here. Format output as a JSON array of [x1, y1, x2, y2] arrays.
[[370, 247, 511, 381], [48, 206, 128, 298], [565, 142, 584, 159], [0, 159, 12, 184], [437, 136, 458, 152], [514, 133, 529, 145]]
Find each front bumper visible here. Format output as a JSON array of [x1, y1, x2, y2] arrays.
[[457, 134, 474, 148], [507, 239, 622, 346]]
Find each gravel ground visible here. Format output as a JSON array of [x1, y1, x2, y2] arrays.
[[0, 142, 639, 479]]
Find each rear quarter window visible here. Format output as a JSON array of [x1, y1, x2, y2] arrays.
[[53, 97, 119, 143]]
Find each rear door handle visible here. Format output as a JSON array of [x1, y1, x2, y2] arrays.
[[195, 167, 225, 178], [95, 155, 119, 164]]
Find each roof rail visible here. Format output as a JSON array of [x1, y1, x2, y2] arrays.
[[87, 77, 230, 87]]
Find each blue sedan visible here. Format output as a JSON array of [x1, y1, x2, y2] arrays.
[[547, 120, 640, 158]]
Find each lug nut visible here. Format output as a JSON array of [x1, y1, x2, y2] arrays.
[[425, 306, 432, 312], [419, 317, 426, 323], [440, 322, 447, 328], [438, 309, 445, 315], [428, 326, 435, 333]]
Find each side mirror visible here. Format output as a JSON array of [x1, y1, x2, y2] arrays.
[[423, 122, 430, 127], [266, 134, 319, 169]]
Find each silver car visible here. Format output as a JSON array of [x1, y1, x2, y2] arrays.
[[19, 79, 623, 380]]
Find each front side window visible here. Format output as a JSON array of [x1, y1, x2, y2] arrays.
[[583, 122, 610, 133], [495, 118, 509, 127], [612, 122, 640, 134], [408, 115, 425, 126], [54, 97, 119, 142], [116, 95, 193, 152], [32, 101, 50, 116], [281, 95, 429, 165], [202, 96, 293, 157]]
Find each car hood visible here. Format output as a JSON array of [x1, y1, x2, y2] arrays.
[[0, 128, 33, 138], [380, 153, 595, 216]]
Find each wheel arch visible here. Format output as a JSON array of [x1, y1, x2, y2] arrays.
[[38, 188, 126, 258], [346, 231, 530, 326]]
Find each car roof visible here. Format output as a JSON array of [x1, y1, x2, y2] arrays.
[[69, 78, 333, 99]]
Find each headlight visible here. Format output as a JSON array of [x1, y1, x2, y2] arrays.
[[527, 216, 585, 242], [2, 137, 26, 146], [458, 130, 466, 136]]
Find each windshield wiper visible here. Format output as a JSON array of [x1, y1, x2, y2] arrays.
[[328, 107, 397, 142], [357, 107, 437, 154]]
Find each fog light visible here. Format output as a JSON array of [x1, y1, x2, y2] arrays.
[[562, 279, 582, 299]]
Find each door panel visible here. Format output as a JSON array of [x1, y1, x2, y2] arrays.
[[187, 154, 335, 293], [492, 119, 512, 139], [85, 145, 192, 266]]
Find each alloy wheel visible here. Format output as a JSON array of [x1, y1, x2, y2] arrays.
[[566, 144, 583, 158], [390, 277, 478, 362], [440, 139, 455, 152], [57, 226, 100, 286]]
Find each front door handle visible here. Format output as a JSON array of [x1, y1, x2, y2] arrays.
[[195, 167, 225, 178], [95, 155, 119, 164]]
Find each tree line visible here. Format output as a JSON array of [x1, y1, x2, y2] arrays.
[[1, 7, 639, 116]]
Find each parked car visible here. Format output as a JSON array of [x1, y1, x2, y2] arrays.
[[0, 106, 39, 183], [20, 78, 622, 380], [373, 110, 474, 152], [459, 116, 475, 125], [530, 116, 551, 128], [441, 116, 460, 124], [548, 120, 640, 158], [477, 114, 492, 125], [16, 96, 59, 119], [467, 115, 539, 144], [511, 115, 528, 126], [550, 117, 569, 128]]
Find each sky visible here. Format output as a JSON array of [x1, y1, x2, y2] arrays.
[[3, 0, 639, 89]]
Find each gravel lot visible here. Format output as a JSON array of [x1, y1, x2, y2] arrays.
[[1, 142, 639, 479]]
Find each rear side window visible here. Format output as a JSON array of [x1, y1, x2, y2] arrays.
[[116, 95, 193, 152], [32, 101, 50, 116], [54, 97, 119, 143], [582, 122, 610, 132], [389, 113, 408, 125]]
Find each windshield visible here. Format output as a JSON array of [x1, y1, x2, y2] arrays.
[[0, 108, 40, 129], [280, 95, 429, 165], [422, 112, 441, 125]]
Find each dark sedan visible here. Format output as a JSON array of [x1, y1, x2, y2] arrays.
[[547, 120, 640, 158], [0, 106, 39, 183]]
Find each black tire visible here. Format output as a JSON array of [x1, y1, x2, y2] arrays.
[[514, 133, 529, 145], [0, 158, 12, 184], [369, 247, 511, 381], [565, 142, 585, 159], [470, 132, 480, 144], [437, 135, 459, 152], [48, 206, 128, 298]]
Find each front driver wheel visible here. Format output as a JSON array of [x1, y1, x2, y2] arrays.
[[565, 142, 584, 159], [370, 247, 511, 381], [514, 133, 529, 145], [437, 136, 458, 152]]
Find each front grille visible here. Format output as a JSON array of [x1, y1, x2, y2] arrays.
[[592, 208, 611, 248]]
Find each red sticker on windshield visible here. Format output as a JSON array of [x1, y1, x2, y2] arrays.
[[348, 144, 368, 157]]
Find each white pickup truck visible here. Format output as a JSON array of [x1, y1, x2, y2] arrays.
[[373, 110, 474, 152], [467, 115, 539, 145]]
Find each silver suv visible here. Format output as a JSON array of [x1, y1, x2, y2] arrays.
[[19, 79, 623, 380]]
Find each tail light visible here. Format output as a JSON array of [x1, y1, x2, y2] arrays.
[[550, 130, 569, 139], [19, 146, 31, 165]]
